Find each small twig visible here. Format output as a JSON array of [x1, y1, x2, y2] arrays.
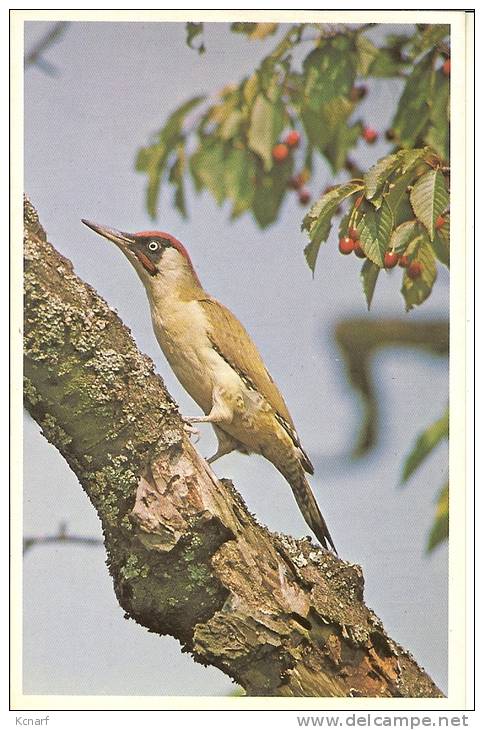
[[23, 521, 102, 555], [25, 22, 70, 75]]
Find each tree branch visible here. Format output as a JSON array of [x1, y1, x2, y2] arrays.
[[23, 196, 443, 698]]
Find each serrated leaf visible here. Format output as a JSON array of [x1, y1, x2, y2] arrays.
[[402, 408, 448, 481], [357, 201, 394, 267], [392, 51, 435, 147], [247, 92, 285, 171], [302, 182, 364, 272], [410, 169, 449, 240], [389, 220, 421, 253], [401, 234, 437, 309], [427, 483, 449, 552], [360, 259, 380, 310], [364, 149, 427, 210], [364, 153, 401, 203]]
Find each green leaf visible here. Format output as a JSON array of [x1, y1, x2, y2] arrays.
[[389, 220, 421, 254], [355, 35, 379, 76], [364, 153, 401, 204], [410, 24, 449, 58], [247, 92, 285, 171], [432, 218, 450, 267], [137, 96, 205, 218], [168, 149, 187, 218], [425, 70, 450, 161], [303, 37, 356, 108], [186, 22, 205, 54], [252, 155, 294, 228], [392, 51, 435, 148], [410, 169, 449, 240], [224, 147, 256, 219], [402, 407, 449, 481], [364, 149, 427, 209], [302, 181, 364, 272], [189, 139, 226, 204], [324, 121, 363, 174], [357, 201, 394, 267], [401, 234, 437, 310], [219, 109, 244, 140], [367, 48, 411, 77], [427, 483, 449, 552], [300, 97, 354, 152], [360, 259, 380, 310]]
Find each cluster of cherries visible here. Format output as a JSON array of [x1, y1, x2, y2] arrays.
[[338, 213, 446, 279], [272, 131, 312, 205], [338, 228, 423, 279]]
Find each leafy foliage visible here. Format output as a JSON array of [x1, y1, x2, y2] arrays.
[[141, 23, 449, 240], [302, 148, 449, 309], [402, 408, 449, 552]]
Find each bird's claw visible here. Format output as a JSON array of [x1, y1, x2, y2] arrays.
[[183, 419, 200, 443]]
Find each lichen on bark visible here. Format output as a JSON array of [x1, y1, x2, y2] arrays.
[[22, 196, 444, 698]]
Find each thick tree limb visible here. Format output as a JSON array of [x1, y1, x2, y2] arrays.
[[23, 197, 443, 698]]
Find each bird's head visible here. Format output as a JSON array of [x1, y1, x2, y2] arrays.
[[81, 220, 201, 292]]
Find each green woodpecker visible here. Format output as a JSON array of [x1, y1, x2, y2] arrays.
[[82, 220, 336, 552]]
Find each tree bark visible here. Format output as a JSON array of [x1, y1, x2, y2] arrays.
[[22, 196, 443, 698]]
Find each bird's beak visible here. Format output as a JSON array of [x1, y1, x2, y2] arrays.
[[81, 219, 135, 249]]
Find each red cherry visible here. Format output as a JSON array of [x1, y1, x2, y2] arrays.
[[442, 59, 451, 76], [399, 254, 410, 268], [298, 188, 311, 205], [285, 130, 301, 148], [435, 215, 446, 230], [348, 227, 359, 240], [362, 127, 378, 144], [339, 236, 354, 255], [407, 261, 423, 280], [353, 240, 366, 259], [384, 251, 399, 269], [272, 143, 289, 162]]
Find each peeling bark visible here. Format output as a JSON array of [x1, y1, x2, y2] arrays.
[[22, 196, 443, 698]]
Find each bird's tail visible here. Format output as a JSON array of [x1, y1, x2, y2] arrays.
[[286, 470, 337, 553]]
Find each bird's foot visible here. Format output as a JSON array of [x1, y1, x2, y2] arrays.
[[182, 419, 200, 443]]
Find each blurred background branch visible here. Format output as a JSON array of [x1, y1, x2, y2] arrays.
[[25, 21, 70, 75]]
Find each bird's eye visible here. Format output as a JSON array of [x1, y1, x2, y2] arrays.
[[148, 241, 159, 251]]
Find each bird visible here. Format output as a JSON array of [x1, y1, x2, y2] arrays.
[[82, 220, 336, 552]]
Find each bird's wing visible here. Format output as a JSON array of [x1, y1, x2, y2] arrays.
[[199, 297, 314, 474]]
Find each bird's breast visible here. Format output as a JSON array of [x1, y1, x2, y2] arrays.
[[149, 297, 219, 413]]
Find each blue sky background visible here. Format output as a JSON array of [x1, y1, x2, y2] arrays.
[[23, 20, 449, 696]]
